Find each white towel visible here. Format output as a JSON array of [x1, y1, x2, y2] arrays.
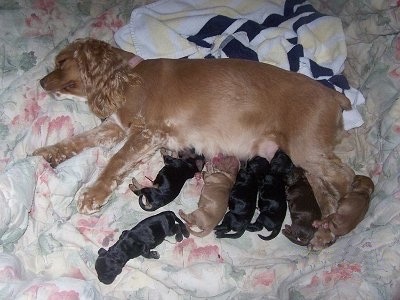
[[115, 0, 365, 130]]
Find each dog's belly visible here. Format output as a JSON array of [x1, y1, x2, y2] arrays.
[[165, 130, 279, 161]]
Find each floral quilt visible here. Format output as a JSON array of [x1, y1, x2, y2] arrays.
[[0, 0, 399, 299]]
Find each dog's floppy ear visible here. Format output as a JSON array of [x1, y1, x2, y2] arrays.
[[72, 38, 141, 119], [98, 248, 107, 256]]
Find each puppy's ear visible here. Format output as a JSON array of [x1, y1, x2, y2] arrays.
[[98, 248, 107, 256], [73, 39, 142, 119]]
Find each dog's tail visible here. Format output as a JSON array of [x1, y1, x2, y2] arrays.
[[257, 228, 280, 241], [215, 229, 245, 239], [137, 192, 157, 211], [334, 92, 351, 111], [174, 214, 190, 238]]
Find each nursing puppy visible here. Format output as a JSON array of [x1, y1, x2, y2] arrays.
[[247, 150, 293, 240], [215, 156, 269, 239], [314, 175, 374, 237], [282, 167, 321, 246], [179, 155, 240, 237], [95, 211, 189, 284], [309, 175, 374, 250], [129, 148, 205, 211]]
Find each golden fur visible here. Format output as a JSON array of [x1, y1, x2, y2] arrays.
[[310, 175, 374, 250], [34, 38, 354, 215]]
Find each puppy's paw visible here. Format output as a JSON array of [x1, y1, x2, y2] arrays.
[[77, 184, 111, 214], [312, 218, 329, 229], [129, 178, 143, 195], [308, 227, 335, 251], [32, 145, 71, 167]]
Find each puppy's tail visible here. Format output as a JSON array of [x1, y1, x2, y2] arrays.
[[257, 229, 280, 241], [215, 229, 245, 239], [138, 193, 156, 211], [334, 93, 351, 111], [174, 214, 190, 238]]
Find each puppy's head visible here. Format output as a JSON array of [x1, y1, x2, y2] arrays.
[[40, 38, 141, 119], [95, 248, 123, 285], [352, 175, 374, 195], [270, 149, 294, 175]]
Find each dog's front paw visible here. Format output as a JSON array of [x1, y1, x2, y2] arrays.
[[77, 184, 111, 214], [33, 144, 71, 167]]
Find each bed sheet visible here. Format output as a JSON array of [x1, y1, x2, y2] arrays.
[[0, 0, 399, 299]]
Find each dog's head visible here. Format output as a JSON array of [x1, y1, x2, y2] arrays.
[[40, 38, 141, 119], [95, 248, 124, 285]]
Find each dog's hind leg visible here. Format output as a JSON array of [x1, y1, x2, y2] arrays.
[[301, 156, 354, 218]]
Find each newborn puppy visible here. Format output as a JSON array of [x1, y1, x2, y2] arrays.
[[314, 175, 374, 237], [95, 211, 189, 284], [282, 167, 321, 246], [129, 148, 205, 211], [179, 154, 240, 237], [215, 156, 270, 239], [247, 150, 294, 240], [309, 175, 374, 250]]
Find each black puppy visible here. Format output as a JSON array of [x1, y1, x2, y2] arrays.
[[282, 167, 321, 246], [214, 156, 270, 239], [129, 148, 205, 211], [95, 211, 189, 284], [246, 149, 294, 240]]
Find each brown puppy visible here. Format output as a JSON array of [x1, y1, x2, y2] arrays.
[[282, 167, 321, 246], [34, 38, 354, 216], [310, 175, 374, 250], [179, 155, 239, 237]]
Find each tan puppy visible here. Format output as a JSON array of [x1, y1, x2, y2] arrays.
[[310, 175, 374, 250], [179, 155, 239, 237]]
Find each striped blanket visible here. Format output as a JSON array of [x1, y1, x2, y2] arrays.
[[115, 0, 365, 130]]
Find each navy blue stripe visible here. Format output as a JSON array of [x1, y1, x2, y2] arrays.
[[287, 37, 298, 45], [295, 4, 318, 15], [187, 36, 212, 48], [235, 20, 265, 41], [188, 15, 235, 42], [329, 75, 350, 90], [287, 44, 304, 72], [262, 13, 287, 28], [284, 0, 307, 17], [293, 12, 324, 32], [310, 60, 334, 77], [223, 39, 258, 61]]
